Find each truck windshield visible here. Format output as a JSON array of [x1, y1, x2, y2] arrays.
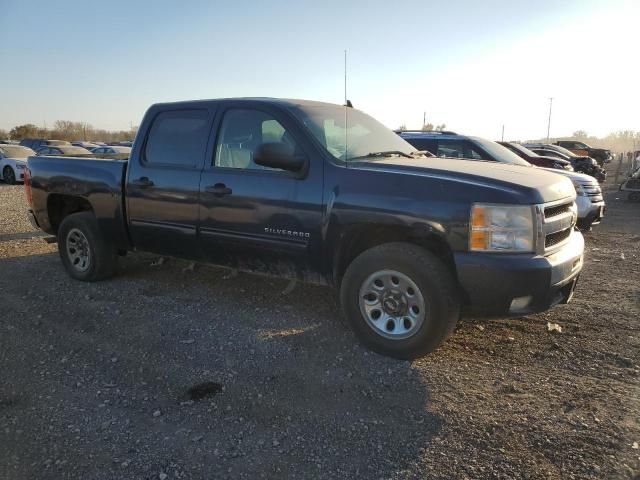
[[292, 104, 416, 162], [471, 137, 532, 167]]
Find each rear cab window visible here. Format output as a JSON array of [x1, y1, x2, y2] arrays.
[[437, 140, 484, 160], [144, 110, 210, 167]]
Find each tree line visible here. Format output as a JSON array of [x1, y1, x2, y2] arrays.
[[0, 121, 138, 143]]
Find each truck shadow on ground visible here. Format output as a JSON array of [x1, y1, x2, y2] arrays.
[[0, 251, 443, 479]]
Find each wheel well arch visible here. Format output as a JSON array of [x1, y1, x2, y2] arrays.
[[2, 164, 16, 176], [333, 224, 456, 287], [47, 194, 94, 234]]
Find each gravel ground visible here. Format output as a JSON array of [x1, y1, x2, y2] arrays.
[[0, 178, 638, 480]]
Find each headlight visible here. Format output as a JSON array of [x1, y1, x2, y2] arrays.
[[15, 164, 26, 170], [571, 181, 585, 196], [470, 204, 535, 252]]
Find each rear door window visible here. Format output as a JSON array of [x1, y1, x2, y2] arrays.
[[404, 138, 437, 155], [144, 110, 209, 167]]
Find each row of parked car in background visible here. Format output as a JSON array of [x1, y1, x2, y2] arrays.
[[0, 139, 131, 184], [396, 130, 606, 230], [0, 131, 610, 231]]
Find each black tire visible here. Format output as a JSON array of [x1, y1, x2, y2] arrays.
[[340, 242, 460, 359], [3, 166, 16, 185], [576, 218, 593, 232], [629, 192, 640, 202], [57, 212, 117, 281]]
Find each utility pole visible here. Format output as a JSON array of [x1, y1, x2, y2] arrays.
[[501, 124, 505, 142], [546, 97, 553, 142], [423, 111, 426, 129]]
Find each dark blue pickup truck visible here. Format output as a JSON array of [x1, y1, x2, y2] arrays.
[[25, 98, 584, 358]]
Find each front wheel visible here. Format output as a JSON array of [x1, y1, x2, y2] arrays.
[[3, 166, 16, 185], [57, 212, 117, 281], [340, 242, 460, 359]]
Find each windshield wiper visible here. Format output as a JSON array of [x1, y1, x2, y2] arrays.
[[348, 150, 413, 161], [409, 150, 432, 158]]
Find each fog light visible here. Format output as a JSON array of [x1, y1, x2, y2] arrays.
[[510, 295, 533, 312]]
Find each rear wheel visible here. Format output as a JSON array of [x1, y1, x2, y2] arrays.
[[340, 242, 460, 359], [3, 166, 16, 185], [57, 212, 117, 281]]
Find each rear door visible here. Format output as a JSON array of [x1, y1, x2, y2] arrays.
[[126, 107, 214, 258], [197, 102, 324, 280]]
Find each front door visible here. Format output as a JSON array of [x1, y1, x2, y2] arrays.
[[126, 108, 213, 258], [198, 104, 324, 282]]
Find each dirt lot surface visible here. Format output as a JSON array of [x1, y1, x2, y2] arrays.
[[1, 180, 639, 480]]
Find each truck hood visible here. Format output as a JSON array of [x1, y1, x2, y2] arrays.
[[354, 157, 575, 204]]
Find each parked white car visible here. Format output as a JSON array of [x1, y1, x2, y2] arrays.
[[540, 168, 605, 230], [0, 145, 35, 184]]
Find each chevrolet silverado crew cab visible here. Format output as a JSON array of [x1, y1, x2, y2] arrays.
[[25, 98, 584, 359]]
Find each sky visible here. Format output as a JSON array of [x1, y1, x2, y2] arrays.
[[0, 0, 637, 141]]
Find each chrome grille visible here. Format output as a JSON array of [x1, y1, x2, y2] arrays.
[[581, 182, 603, 203], [545, 228, 572, 248], [545, 203, 572, 218]]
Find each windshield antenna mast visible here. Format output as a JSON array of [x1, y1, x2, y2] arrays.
[[344, 49, 349, 164], [344, 49, 348, 105]]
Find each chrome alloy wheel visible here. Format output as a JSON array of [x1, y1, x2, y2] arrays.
[[66, 228, 91, 272], [358, 270, 427, 340]]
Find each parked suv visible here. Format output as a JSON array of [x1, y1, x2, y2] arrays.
[[554, 140, 612, 165], [398, 132, 604, 230], [396, 130, 531, 166]]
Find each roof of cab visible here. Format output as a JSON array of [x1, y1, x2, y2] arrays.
[[149, 97, 344, 110]]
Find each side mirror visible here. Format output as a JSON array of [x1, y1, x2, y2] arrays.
[[254, 142, 305, 172]]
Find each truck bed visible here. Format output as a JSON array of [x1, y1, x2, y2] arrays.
[[27, 156, 130, 249]]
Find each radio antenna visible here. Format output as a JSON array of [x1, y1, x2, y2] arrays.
[[344, 50, 347, 105], [344, 49, 348, 164]]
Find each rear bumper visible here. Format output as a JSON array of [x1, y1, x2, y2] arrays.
[[455, 230, 584, 317]]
